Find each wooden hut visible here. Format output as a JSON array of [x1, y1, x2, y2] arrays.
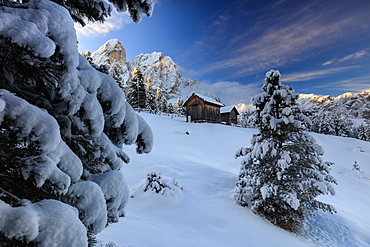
[[183, 92, 224, 123], [221, 105, 239, 125]]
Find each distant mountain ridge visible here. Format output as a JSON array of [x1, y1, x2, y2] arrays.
[[89, 39, 198, 98], [297, 91, 370, 121], [84, 39, 370, 122]]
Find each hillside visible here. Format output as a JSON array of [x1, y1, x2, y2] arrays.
[[97, 113, 370, 247]]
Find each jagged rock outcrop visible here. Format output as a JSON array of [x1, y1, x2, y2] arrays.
[[88, 39, 197, 98], [91, 39, 130, 76]]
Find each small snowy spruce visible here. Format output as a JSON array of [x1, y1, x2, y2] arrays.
[[0, 0, 154, 246], [144, 76, 157, 111], [144, 172, 183, 195], [352, 161, 361, 172], [235, 70, 337, 232]]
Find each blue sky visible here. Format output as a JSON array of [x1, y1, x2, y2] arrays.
[[76, 0, 370, 105]]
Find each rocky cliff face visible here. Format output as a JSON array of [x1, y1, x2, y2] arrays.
[[89, 39, 197, 98], [91, 39, 130, 76]]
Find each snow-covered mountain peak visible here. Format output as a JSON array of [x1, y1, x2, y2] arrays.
[[91, 39, 128, 70], [336, 92, 356, 99], [299, 93, 332, 103], [131, 51, 176, 71], [89, 39, 198, 97], [134, 51, 164, 66]]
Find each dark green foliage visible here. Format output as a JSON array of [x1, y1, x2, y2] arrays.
[[145, 77, 156, 111], [126, 67, 146, 109], [0, 233, 37, 247], [0, 0, 153, 26], [0, 36, 66, 111], [87, 228, 97, 247], [50, 0, 153, 26]]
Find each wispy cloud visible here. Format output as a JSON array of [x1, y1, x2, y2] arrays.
[[311, 75, 370, 93], [197, 0, 370, 79], [75, 11, 131, 38], [281, 66, 360, 82], [322, 50, 368, 66]]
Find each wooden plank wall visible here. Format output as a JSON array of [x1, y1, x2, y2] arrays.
[[186, 97, 221, 123]]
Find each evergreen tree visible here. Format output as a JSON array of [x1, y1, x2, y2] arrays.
[[311, 111, 334, 135], [155, 88, 167, 113], [126, 66, 146, 110], [310, 109, 353, 138], [356, 124, 367, 141], [51, 0, 154, 26], [111, 67, 125, 89], [235, 70, 337, 232], [161, 99, 168, 113], [365, 120, 370, 142], [239, 108, 257, 128], [352, 161, 361, 172], [0, 0, 154, 246], [145, 75, 156, 111], [174, 97, 185, 115], [167, 103, 174, 114]]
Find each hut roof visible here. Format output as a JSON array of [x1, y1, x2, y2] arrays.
[[221, 105, 239, 115], [183, 92, 224, 107]]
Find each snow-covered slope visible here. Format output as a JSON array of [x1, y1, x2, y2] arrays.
[[97, 113, 370, 247], [90, 39, 197, 97]]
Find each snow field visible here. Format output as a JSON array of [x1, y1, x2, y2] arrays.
[[97, 113, 370, 247]]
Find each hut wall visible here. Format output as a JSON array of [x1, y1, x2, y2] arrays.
[[229, 110, 238, 125], [221, 109, 238, 125], [221, 113, 230, 124], [203, 104, 221, 123], [186, 97, 203, 122], [185, 97, 221, 123]]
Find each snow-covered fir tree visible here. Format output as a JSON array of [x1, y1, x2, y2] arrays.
[[0, 0, 154, 246], [155, 88, 167, 113], [167, 103, 175, 114], [357, 124, 367, 141], [310, 109, 353, 137], [235, 70, 337, 232], [143, 172, 183, 195], [357, 121, 370, 141], [352, 161, 361, 172], [126, 66, 146, 110], [111, 67, 126, 89], [174, 97, 185, 115], [145, 75, 156, 111], [365, 121, 370, 142]]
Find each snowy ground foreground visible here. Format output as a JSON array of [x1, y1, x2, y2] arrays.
[[97, 113, 370, 247]]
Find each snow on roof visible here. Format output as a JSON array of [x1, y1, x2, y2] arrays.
[[221, 105, 239, 114], [184, 92, 224, 107]]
